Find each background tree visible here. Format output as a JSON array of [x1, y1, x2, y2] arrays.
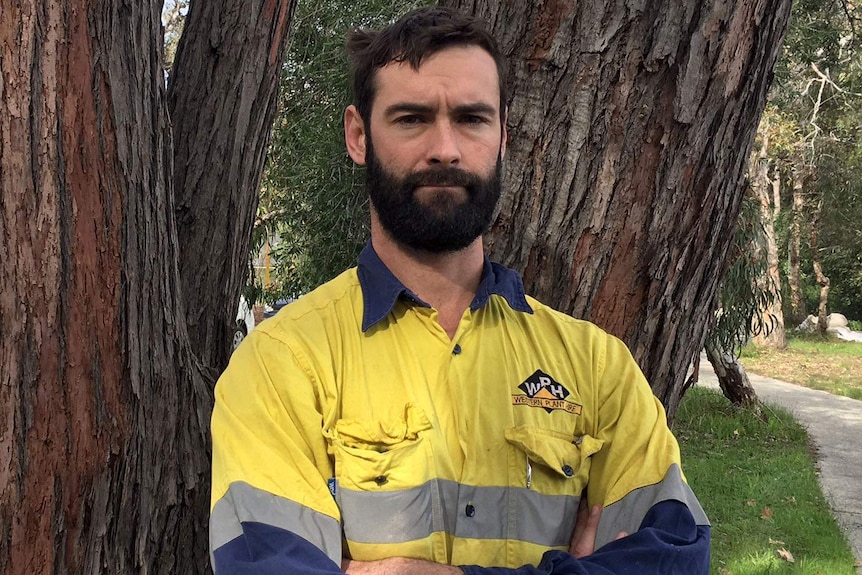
[[763, 0, 862, 329], [0, 1, 295, 573], [441, 0, 793, 421]]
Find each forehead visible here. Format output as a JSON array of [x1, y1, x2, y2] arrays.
[[372, 45, 501, 113]]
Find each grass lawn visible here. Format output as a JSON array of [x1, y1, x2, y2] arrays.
[[740, 334, 862, 400], [676, 387, 859, 575]]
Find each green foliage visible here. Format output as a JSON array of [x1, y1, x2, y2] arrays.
[[676, 387, 858, 575], [766, 0, 862, 322], [708, 193, 779, 355], [257, 0, 430, 297]]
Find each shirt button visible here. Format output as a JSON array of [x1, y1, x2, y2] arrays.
[[562, 465, 574, 477], [374, 475, 388, 486], [452, 344, 462, 355], [465, 503, 476, 517]]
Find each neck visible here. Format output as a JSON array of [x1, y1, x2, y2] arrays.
[[371, 224, 484, 339]]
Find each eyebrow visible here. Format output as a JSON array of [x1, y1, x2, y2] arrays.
[[383, 102, 498, 118]]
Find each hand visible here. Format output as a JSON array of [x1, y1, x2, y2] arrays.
[[569, 496, 628, 558], [342, 557, 463, 575]]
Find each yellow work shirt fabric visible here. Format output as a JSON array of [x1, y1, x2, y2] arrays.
[[211, 266, 695, 568]]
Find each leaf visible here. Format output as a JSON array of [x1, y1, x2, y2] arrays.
[[784, 496, 797, 505], [761, 506, 773, 519], [746, 499, 757, 506], [769, 538, 786, 545], [718, 568, 732, 575], [776, 548, 795, 563]]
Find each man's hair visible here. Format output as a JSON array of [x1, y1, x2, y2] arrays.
[[346, 7, 507, 125]]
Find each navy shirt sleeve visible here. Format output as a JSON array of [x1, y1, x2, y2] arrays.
[[212, 522, 344, 575], [461, 501, 710, 575]]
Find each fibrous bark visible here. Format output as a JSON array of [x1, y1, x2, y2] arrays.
[[442, 0, 793, 421], [0, 1, 295, 573], [705, 344, 763, 416], [168, 0, 296, 372]]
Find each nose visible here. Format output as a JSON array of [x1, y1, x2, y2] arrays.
[[427, 120, 461, 166]]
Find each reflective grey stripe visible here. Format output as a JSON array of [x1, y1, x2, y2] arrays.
[[596, 463, 710, 548], [210, 481, 342, 565], [338, 479, 579, 547]]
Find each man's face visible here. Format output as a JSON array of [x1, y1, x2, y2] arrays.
[[345, 45, 507, 253]]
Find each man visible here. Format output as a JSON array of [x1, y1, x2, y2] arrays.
[[210, 7, 710, 575]]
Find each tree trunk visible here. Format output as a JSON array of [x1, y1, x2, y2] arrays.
[[788, 161, 808, 326], [442, 0, 793, 421], [168, 0, 296, 372], [0, 1, 294, 574], [750, 125, 786, 349], [810, 198, 830, 334], [705, 344, 763, 415]]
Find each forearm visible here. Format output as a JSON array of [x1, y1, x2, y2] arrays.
[[343, 557, 464, 575]]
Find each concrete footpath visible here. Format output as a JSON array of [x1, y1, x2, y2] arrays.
[[696, 355, 862, 572]]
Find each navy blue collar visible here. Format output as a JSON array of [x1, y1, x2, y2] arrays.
[[356, 242, 533, 332]]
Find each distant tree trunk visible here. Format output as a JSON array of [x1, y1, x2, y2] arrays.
[[168, 0, 296, 372], [750, 126, 786, 348], [810, 199, 830, 334], [0, 1, 295, 574], [705, 344, 763, 415], [788, 161, 808, 326], [443, 0, 793, 421], [772, 164, 782, 218]]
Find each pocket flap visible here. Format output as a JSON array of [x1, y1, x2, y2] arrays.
[[334, 403, 431, 450], [505, 425, 604, 478]]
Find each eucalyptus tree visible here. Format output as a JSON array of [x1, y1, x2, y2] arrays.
[[1, 0, 295, 572], [442, 0, 793, 420]]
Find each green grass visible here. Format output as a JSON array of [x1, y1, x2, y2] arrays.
[[741, 335, 862, 400], [676, 387, 859, 575]]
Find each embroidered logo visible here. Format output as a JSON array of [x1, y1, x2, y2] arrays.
[[512, 370, 582, 415]]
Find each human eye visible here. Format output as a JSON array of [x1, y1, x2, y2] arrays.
[[460, 114, 491, 126], [395, 114, 424, 126]]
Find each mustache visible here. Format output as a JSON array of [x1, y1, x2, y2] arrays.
[[402, 166, 481, 188]]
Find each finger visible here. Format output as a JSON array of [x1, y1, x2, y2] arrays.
[[570, 504, 602, 558], [615, 531, 628, 540], [570, 496, 590, 546]]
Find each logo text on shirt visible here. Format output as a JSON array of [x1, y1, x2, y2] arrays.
[[512, 369, 582, 415]]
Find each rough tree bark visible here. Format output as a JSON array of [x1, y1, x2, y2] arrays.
[[168, 0, 296, 372], [788, 160, 808, 326], [750, 125, 786, 349], [0, 1, 295, 574], [705, 344, 763, 414], [442, 0, 793, 420]]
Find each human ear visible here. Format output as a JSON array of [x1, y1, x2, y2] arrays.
[[344, 105, 367, 166]]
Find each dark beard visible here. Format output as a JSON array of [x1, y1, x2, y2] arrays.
[[365, 140, 502, 254]]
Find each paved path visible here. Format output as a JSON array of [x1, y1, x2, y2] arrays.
[[696, 355, 862, 572]]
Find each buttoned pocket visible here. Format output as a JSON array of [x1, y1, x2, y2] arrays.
[[331, 403, 434, 491], [505, 425, 604, 494]]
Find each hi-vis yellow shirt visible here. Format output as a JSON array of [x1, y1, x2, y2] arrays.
[[210, 245, 708, 573]]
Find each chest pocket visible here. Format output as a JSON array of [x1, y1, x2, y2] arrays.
[[505, 425, 604, 496], [331, 403, 434, 492]]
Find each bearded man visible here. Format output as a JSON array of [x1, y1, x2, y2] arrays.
[[209, 7, 710, 575]]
